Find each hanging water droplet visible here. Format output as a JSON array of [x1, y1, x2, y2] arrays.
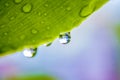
[[59, 32, 71, 44], [44, 42, 52, 47], [22, 3, 32, 13], [14, 0, 22, 4], [79, 4, 95, 17], [23, 48, 37, 58]]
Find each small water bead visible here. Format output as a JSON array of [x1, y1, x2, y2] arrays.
[[79, 4, 95, 17], [59, 32, 71, 44], [22, 3, 32, 13], [31, 29, 38, 34], [44, 42, 52, 47], [23, 48, 37, 58], [14, 0, 22, 4]]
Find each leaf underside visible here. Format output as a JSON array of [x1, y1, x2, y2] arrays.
[[0, 0, 108, 56]]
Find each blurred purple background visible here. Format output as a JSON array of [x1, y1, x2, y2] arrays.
[[0, 0, 120, 80]]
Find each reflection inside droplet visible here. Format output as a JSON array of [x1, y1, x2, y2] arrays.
[[23, 48, 37, 58], [59, 32, 71, 44]]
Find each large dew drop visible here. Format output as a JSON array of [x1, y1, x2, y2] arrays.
[[23, 48, 37, 58], [59, 32, 71, 44], [22, 3, 32, 13]]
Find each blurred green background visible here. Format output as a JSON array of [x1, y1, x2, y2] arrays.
[[0, 0, 120, 80]]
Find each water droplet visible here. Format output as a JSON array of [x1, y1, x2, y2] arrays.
[[79, 4, 95, 17], [23, 48, 37, 58], [5, 3, 9, 7], [59, 32, 71, 44], [44, 42, 52, 47], [22, 3, 32, 13], [4, 32, 8, 36], [14, 0, 22, 4], [66, 7, 71, 11], [31, 29, 38, 34]]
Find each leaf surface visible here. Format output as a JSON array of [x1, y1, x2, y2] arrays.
[[0, 0, 108, 56]]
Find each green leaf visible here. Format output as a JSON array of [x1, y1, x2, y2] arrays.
[[0, 0, 108, 56]]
